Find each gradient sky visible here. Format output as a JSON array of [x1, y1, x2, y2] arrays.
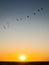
[[0, 0, 49, 61]]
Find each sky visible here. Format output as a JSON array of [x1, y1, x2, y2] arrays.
[[0, 0, 49, 61]]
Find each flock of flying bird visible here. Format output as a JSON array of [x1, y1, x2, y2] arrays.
[[16, 8, 43, 21], [0, 7, 43, 32]]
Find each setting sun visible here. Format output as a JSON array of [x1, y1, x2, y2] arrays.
[[19, 55, 26, 61]]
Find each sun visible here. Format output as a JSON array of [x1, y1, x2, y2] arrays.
[[19, 55, 26, 61]]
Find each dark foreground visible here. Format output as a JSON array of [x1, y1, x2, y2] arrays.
[[0, 62, 49, 65]]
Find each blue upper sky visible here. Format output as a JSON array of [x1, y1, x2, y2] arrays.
[[0, 0, 49, 57]]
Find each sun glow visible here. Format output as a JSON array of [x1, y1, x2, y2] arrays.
[[19, 55, 26, 61]]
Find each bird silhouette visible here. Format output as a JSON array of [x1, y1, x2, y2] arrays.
[[16, 18, 19, 21], [38, 9, 40, 12], [15, 7, 44, 24], [41, 8, 43, 11], [6, 22, 10, 28], [20, 18, 23, 20], [27, 16, 29, 18], [34, 12, 36, 15], [3, 25, 6, 30]]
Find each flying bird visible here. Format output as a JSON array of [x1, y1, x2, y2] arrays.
[[16, 19, 19, 21], [3, 25, 6, 29], [27, 16, 29, 18], [41, 8, 43, 11], [34, 12, 36, 15], [38, 9, 40, 12], [6, 22, 10, 28], [20, 18, 23, 20]]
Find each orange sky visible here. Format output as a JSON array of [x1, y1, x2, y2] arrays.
[[0, 0, 49, 62], [0, 50, 49, 61]]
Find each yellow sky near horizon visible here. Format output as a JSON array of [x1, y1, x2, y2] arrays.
[[0, 0, 49, 62], [0, 50, 49, 61]]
